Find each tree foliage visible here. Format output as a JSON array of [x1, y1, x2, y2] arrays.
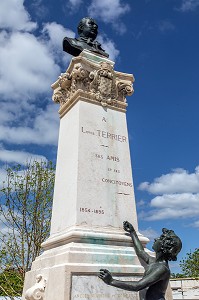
[[0, 267, 23, 298], [170, 272, 185, 279], [180, 248, 199, 278], [0, 160, 55, 296]]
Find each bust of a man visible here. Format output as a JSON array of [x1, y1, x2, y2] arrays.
[[63, 17, 109, 58]]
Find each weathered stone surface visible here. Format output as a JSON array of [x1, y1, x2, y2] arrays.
[[71, 275, 145, 300], [22, 51, 151, 300], [51, 50, 134, 113], [24, 274, 46, 300], [42, 99, 146, 250]]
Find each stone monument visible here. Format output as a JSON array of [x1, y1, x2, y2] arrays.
[[22, 18, 154, 300]]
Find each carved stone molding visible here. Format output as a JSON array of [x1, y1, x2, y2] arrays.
[[89, 61, 117, 106], [51, 51, 134, 115], [25, 274, 46, 300]]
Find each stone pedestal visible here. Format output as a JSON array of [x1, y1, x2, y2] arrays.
[[22, 50, 150, 300]]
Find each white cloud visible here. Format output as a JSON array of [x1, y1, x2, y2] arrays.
[[42, 22, 75, 65], [0, 0, 118, 153], [0, 30, 60, 100], [30, 0, 49, 19], [0, 168, 7, 189], [138, 166, 199, 223], [0, 0, 37, 31], [178, 0, 199, 12], [42, 22, 75, 48], [139, 227, 159, 240], [0, 105, 59, 146], [0, 9, 68, 148], [150, 193, 199, 209], [144, 193, 199, 220], [0, 148, 47, 165], [0, 102, 15, 125], [139, 167, 199, 194], [33, 104, 59, 145], [137, 199, 145, 207], [0, 213, 11, 235], [193, 220, 199, 227], [98, 35, 120, 61], [88, 0, 130, 34], [158, 20, 175, 32], [68, 0, 83, 9], [88, 0, 130, 22]]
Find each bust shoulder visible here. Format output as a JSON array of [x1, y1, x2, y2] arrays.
[[63, 36, 109, 58], [63, 37, 83, 56]]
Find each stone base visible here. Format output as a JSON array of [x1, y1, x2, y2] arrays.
[[22, 241, 151, 300], [71, 275, 147, 300]]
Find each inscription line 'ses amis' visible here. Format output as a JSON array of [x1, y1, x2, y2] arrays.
[[95, 153, 120, 162]]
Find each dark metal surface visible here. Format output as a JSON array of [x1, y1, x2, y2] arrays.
[[99, 221, 182, 300], [63, 17, 109, 58]]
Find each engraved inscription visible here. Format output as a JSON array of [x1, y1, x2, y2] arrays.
[[108, 168, 120, 173], [71, 276, 140, 300], [96, 130, 127, 143], [95, 153, 120, 162], [107, 155, 120, 162], [82, 127, 127, 143], [80, 207, 105, 214], [73, 292, 137, 299], [95, 154, 104, 159], [81, 122, 132, 199], [81, 127, 95, 135], [102, 178, 132, 187]]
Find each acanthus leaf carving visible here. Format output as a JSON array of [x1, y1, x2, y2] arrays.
[[52, 72, 71, 107], [51, 55, 134, 111], [117, 81, 134, 103], [52, 63, 90, 107], [70, 63, 90, 95]]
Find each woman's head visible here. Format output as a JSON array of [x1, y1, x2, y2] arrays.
[[153, 228, 182, 261]]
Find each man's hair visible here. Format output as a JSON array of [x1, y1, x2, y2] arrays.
[[160, 228, 182, 261], [77, 17, 97, 35]]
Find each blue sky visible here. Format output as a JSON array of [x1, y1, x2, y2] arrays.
[[0, 0, 199, 273]]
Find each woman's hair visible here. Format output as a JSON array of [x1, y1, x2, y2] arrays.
[[159, 228, 182, 261]]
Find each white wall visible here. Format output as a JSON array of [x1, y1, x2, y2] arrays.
[[170, 278, 199, 299]]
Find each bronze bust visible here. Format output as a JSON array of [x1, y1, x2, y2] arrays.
[[99, 221, 182, 300], [63, 17, 109, 58]]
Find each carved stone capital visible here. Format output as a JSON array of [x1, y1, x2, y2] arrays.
[[25, 274, 46, 300], [117, 80, 134, 102], [89, 61, 117, 107], [51, 50, 134, 114]]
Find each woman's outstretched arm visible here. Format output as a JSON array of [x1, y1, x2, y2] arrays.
[[123, 221, 151, 264], [99, 267, 167, 292]]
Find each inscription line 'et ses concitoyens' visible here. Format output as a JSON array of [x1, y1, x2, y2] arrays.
[[102, 178, 132, 187], [81, 127, 127, 143]]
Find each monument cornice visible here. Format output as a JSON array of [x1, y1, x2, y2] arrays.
[[58, 89, 129, 118], [51, 50, 135, 117], [42, 225, 149, 251]]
